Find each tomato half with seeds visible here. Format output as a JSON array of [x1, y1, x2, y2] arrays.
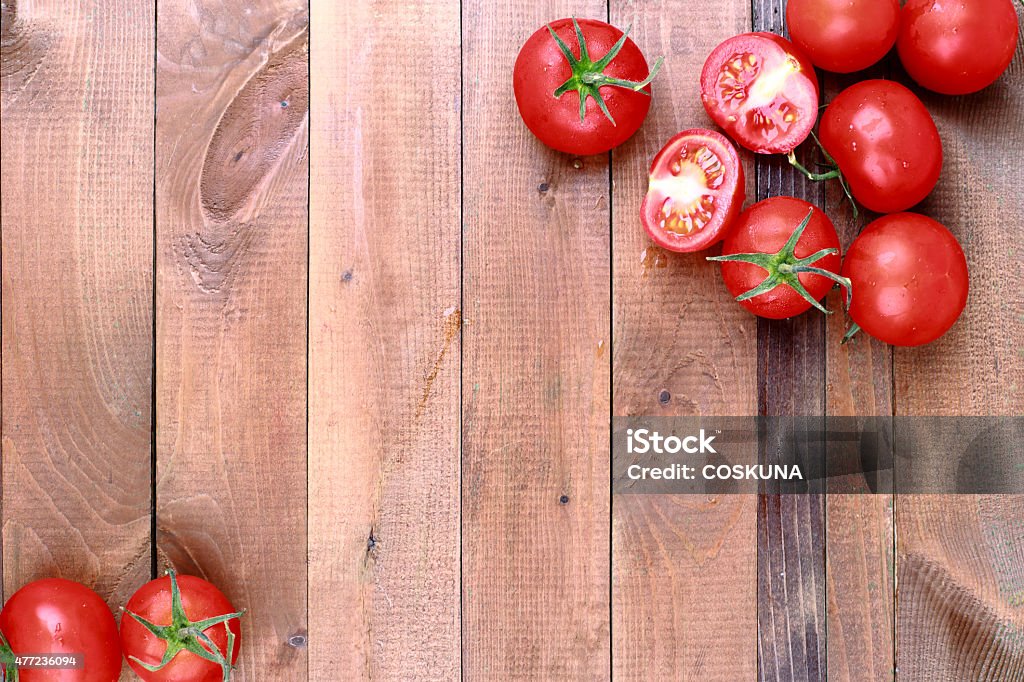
[[514, 18, 663, 155], [641, 129, 745, 253], [708, 197, 849, 319], [819, 80, 942, 214], [700, 33, 819, 154], [787, 0, 900, 73], [842, 213, 968, 346], [0, 578, 123, 681], [898, 0, 1019, 95]]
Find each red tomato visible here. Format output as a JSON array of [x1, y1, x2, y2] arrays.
[[787, 0, 900, 73], [709, 197, 847, 319], [898, 0, 1019, 95], [842, 213, 968, 346], [700, 33, 819, 154], [120, 572, 242, 682], [0, 578, 122, 681], [641, 129, 745, 253], [819, 80, 942, 214], [513, 18, 661, 155]]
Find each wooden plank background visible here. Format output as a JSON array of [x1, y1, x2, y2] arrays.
[[1, 0, 1021, 680]]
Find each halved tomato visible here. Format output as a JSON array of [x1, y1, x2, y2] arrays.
[[641, 129, 745, 253], [700, 33, 819, 154]]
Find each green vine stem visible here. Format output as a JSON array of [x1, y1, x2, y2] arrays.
[[842, 322, 862, 344], [547, 18, 664, 125], [788, 132, 860, 220], [707, 207, 853, 315], [0, 632, 17, 682], [123, 570, 244, 682]]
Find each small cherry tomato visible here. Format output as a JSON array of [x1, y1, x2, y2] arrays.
[[898, 0, 1019, 95], [700, 33, 819, 154], [120, 571, 243, 682], [708, 197, 849, 319], [641, 129, 745, 253], [0, 578, 122, 682], [787, 0, 900, 73], [819, 80, 942, 214], [513, 18, 662, 155], [842, 213, 969, 346]]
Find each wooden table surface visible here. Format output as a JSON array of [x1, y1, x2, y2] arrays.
[[1, 0, 1022, 679]]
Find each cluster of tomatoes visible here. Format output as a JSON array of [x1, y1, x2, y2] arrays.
[[0, 572, 240, 681], [514, 0, 1018, 346]]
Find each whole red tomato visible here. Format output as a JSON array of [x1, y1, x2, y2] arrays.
[[0, 578, 122, 681], [842, 213, 969, 346], [898, 0, 1019, 95], [819, 80, 942, 214], [787, 0, 900, 73], [700, 33, 819, 154], [708, 197, 848, 319], [641, 129, 745, 253], [120, 571, 242, 682], [513, 18, 662, 155]]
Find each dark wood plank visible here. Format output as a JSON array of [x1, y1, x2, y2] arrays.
[[750, 3, 827, 680], [1, 0, 153, 613], [893, 41, 1024, 680], [155, 2, 309, 678], [308, 0, 461, 677], [461, 0, 611, 677], [822, 66, 896, 682], [610, 0, 758, 677]]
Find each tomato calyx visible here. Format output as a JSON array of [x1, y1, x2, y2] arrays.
[[546, 18, 664, 125], [788, 133, 859, 219], [708, 207, 852, 315], [123, 570, 244, 682], [0, 631, 18, 682]]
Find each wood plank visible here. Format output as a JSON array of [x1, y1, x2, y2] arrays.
[[154, 2, 308, 678], [609, 0, 757, 678], [750, 3, 827, 679], [461, 1, 611, 677], [822, 67, 895, 682], [308, 0, 461, 678], [894, 54, 1024, 679], [1, 0, 153, 610]]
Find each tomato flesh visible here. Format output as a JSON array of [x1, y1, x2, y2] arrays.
[[787, 0, 900, 73], [820, 80, 942, 214], [717, 197, 842, 319], [842, 213, 968, 347], [641, 129, 744, 252], [701, 33, 819, 154], [0, 579, 122, 682], [898, 0, 1019, 95]]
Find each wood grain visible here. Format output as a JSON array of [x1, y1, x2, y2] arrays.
[[308, 0, 461, 679], [609, 0, 757, 678], [822, 67, 895, 682], [894, 41, 1024, 680], [154, 2, 308, 678], [1, 0, 153, 613], [461, 1, 611, 677], [750, 4, 827, 680]]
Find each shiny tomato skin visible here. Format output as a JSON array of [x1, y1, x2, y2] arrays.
[[0, 578, 122, 682], [641, 129, 745, 253], [820, 80, 942, 214], [719, 197, 841, 319], [898, 0, 1019, 95], [513, 18, 653, 155], [120, 575, 241, 682], [787, 0, 900, 73], [842, 213, 968, 346], [700, 32, 819, 154]]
